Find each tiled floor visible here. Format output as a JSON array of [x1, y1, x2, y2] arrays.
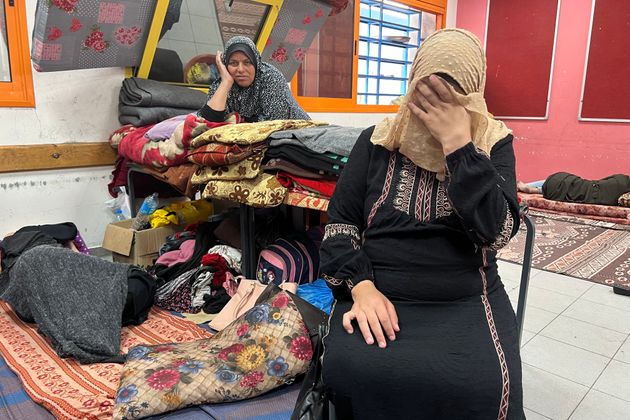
[[498, 260, 630, 420]]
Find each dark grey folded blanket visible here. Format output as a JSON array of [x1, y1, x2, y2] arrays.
[[1, 246, 129, 364], [120, 77, 206, 109], [118, 105, 197, 127]]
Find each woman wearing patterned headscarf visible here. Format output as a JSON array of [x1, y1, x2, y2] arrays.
[[198, 36, 310, 122], [318, 29, 524, 419]]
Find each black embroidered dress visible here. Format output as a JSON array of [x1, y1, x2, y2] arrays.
[[320, 127, 524, 420]]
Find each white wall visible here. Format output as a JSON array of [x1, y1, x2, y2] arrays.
[[0, 0, 125, 246], [446, 0, 458, 28]]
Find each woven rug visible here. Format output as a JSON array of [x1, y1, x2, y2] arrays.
[[0, 303, 213, 420], [497, 213, 630, 290]]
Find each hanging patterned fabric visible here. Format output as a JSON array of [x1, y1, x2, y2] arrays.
[[259, 0, 332, 81], [31, 0, 156, 71]]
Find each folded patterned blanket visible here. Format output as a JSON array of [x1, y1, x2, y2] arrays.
[[190, 120, 324, 147], [191, 151, 265, 184], [202, 173, 287, 208], [187, 141, 267, 167], [117, 115, 226, 168]]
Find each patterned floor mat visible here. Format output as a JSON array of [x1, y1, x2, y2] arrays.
[[498, 213, 630, 290]]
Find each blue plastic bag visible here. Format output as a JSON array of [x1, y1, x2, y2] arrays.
[[297, 279, 334, 314]]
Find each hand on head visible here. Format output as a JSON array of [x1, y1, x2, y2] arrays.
[[407, 74, 472, 155], [344, 281, 399, 348]]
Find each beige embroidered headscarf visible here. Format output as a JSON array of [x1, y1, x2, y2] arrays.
[[371, 28, 511, 180]]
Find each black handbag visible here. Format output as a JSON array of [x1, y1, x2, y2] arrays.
[[291, 322, 330, 420]]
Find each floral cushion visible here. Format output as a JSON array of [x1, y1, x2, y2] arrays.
[[113, 291, 312, 419]]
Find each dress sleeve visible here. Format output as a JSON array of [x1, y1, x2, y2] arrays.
[[197, 82, 228, 122], [198, 104, 227, 122], [320, 128, 375, 299], [445, 135, 520, 250]]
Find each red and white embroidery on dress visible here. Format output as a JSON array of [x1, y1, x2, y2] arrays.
[[367, 152, 396, 227], [479, 249, 510, 420]]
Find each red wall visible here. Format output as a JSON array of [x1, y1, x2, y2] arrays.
[[457, 0, 630, 181]]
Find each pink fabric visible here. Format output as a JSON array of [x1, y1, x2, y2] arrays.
[[154, 240, 196, 267], [73, 232, 90, 255], [146, 115, 188, 141], [223, 273, 238, 297]]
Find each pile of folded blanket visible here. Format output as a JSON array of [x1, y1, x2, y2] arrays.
[[119, 77, 207, 126], [186, 119, 323, 207]]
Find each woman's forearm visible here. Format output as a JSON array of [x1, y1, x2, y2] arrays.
[[207, 80, 232, 111]]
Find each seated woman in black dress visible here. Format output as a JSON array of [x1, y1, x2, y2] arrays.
[[319, 29, 524, 419], [198, 36, 310, 123]]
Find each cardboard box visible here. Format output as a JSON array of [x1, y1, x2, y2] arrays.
[[102, 219, 184, 266]]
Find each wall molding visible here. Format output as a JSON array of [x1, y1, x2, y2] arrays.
[[0, 143, 117, 173]]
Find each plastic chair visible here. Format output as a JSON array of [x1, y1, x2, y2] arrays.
[[515, 213, 536, 346]]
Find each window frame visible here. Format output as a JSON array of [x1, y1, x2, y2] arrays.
[[290, 0, 446, 113], [0, 0, 35, 108]]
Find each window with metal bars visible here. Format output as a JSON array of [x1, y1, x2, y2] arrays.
[[358, 0, 435, 105]]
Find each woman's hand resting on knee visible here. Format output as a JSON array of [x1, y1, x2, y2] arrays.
[[343, 281, 399, 348]]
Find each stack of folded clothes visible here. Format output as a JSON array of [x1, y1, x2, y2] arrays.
[[186, 120, 323, 207], [263, 125, 365, 199]]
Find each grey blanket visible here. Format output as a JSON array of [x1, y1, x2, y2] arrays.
[[268, 125, 365, 157], [119, 104, 197, 127], [1, 246, 129, 364], [120, 77, 206, 109]]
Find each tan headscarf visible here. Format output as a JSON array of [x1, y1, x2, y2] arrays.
[[371, 28, 511, 180]]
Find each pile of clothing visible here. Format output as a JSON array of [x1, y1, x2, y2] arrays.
[[186, 119, 322, 207], [152, 223, 244, 315], [264, 125, 364, 200]]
